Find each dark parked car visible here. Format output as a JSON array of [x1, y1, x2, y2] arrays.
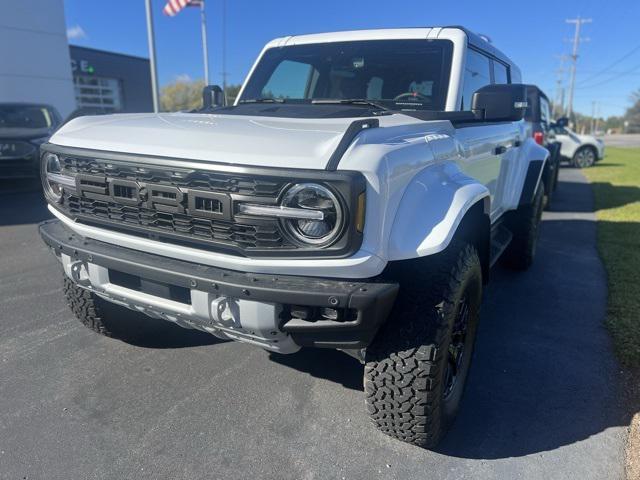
[[524, 85, 561, 207], [0, 103, 63, 179]]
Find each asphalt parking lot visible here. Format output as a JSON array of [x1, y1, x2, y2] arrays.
[[0, 168, 628, 480], [603, 133, 640, 148]]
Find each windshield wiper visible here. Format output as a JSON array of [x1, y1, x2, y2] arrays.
[[311, 99, 391, 111], [238, 98, 285, 104]]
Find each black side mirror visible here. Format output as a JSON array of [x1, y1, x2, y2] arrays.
[[202, 85, 226, 109], [471, 84, 528, 122], [555, 117, 569, 128]]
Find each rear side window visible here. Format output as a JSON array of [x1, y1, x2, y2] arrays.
[[493, 61, 509, 85], [540, 97, 550, 127], [461, 49, 492, 110]]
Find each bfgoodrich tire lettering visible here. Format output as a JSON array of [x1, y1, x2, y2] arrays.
[[364, 241, 482, 448]]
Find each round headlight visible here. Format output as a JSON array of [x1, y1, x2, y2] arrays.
[[280, 183, 343, 246], [41, 152, 63, 202]]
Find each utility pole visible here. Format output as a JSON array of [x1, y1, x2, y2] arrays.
[[553, 54, 570, 118], [200, 0, 210, 85], [565, 16, 592, 123], [591, 101, 596, 133], [222, 0, 228, 93], [144, 0, 160, 113]]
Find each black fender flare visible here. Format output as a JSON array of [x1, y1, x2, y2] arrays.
[[518, 159, 545, 207]]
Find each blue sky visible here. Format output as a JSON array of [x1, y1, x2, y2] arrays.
[[64, 0, 640, 118]]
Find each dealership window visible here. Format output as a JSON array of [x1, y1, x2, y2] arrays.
[[74, 76, 123, 112]]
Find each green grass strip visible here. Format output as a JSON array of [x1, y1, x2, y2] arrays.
[[582, 147, 640, 366]]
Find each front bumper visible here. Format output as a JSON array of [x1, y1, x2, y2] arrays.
[[40, 219, 398, 352], [0, 152, 39, 179]]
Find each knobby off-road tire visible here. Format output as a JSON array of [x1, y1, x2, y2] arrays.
[[63, 276, 120, 337], [503, 182, 544, 270], [364, 241, 483, 449]]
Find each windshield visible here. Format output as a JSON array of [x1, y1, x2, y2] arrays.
[[0, 105, 55, 129], [239, 40, 453, 111]]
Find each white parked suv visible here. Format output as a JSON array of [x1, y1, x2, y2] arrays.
[[38, 27, 549, 448], [552, 117, 605, 168]]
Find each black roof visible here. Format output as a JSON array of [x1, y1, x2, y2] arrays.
[[446, 26, 518, 67], [524, 84, 550, 102]]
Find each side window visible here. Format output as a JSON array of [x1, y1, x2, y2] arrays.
[[540, 98, 550, 128], [493, 61, 509, 85], [261, 60, 318, 99], [461, 49, 492, 110]]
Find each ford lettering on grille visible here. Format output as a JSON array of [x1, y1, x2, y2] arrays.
[[75, 173, 231, 220]]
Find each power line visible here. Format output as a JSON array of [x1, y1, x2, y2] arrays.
[[565, 15, 592, 120], [577, 42, 640, 85], [576, 62, 640, 89]]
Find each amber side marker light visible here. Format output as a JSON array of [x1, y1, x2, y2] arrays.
[[355, 192, 366, 233]]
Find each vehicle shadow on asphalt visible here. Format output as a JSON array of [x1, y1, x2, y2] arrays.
[[102, 302, 225, 349], [268, 348, 364, 391], [549, 179, 640, 213]]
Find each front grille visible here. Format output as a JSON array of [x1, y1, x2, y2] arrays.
[[47, 147, 364, 258], [64, 194, 285, 250], [58, 156, 294, 255]]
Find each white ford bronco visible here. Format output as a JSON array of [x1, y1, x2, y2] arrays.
[[39, 27, 548, 448]]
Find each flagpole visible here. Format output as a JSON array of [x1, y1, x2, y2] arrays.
[[144, 0, 160, 112], [200, 0, 210, 85], [222, 0, 227, 92]]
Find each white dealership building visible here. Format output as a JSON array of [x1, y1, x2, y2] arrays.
[[0, 0, 76, 118]]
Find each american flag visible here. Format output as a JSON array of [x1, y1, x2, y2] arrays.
[[163, 0, 203, 16]]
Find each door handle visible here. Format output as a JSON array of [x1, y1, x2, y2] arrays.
[[494, 145, 507, 155]]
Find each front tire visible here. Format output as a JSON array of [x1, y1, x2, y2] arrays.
[[63, 276, 135, 337], [64, 277, 114, 336], [572, 146, 596, 168], [364, 242, 483, 448]]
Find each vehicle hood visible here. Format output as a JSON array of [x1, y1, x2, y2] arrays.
[[576, 134, 602, 145], [50, 112, 408, 170]]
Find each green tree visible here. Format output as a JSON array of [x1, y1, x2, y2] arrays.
[[224, 84, 242, 104], [625, 90, 640, 133], [160, 78, 206, 112], [603, 116, 624, 133]]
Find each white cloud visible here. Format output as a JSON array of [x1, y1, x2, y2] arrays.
[[66, 25, 86, 40], [175, 74, 193, 83]]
